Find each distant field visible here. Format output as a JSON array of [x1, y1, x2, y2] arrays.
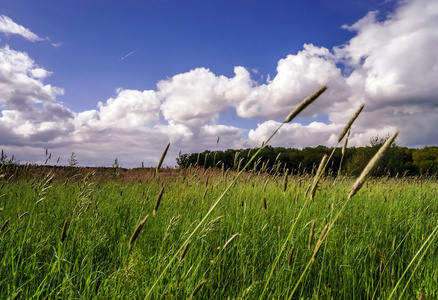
[[1, 166, 437, 299]]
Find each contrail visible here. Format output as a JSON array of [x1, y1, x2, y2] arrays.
[[119, 48, 138, 61]]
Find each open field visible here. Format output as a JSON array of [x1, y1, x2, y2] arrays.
[[1, 166, 437, 299]]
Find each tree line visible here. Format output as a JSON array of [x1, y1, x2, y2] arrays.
[[176, 139, 438, 177]]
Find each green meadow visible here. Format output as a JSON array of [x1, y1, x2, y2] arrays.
[[1, 166, 437, 299]]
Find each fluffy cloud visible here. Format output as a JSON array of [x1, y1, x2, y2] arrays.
[[158, 68, 230, 127], [158, 67, 256, 127], [234, 44, 349, 120], [156, 45, 348, 126], [96, 89, 161, 127], [0, 15, 42, 42], [1, 0, 438, 167], [331, 0, 438, 146], [248, 121, 343, 148], [0, 46, 62, 110], [0, 45, 69, 149], [337, 1, 438, 107]]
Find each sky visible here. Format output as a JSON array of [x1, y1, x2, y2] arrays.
[[0, 0, 437, 168]]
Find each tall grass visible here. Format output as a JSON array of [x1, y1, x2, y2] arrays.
[[0, 165, 437, 298]]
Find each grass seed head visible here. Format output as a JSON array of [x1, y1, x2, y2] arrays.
[[312, 223, 329, 262], [223, 233, 239, 249], [179, 241, 191, 262], [1, 218, 10, 232], [338, 104, 365, 143], [288, 246, 295, 269], [310, 154, 328, 200], [283, 172, 288, 192], [19, 211, 28, 219], [190, 280, 207, 299], [129, 214, 149, 247], [156, 142, 170, 174], [348, 131, 399, 200], [60, 218, 68, 243], [153, 186, 165, 216], [284, 86, 328, 123], [342, 128, 351, 156]]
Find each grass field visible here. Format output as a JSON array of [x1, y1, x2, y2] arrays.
[[1, 165, 437, 299]]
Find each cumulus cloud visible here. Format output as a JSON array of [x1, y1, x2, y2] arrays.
[[248, 121, 343, 149], [158, 68, 230, 127], [0, 45, 69, 150], [234, 44, 349, 120], [158, 67, 257, 127], [1, 0, 438, 167], [0, 15, 42, 42], [0, 46, 63, 110], [332, 0, 438, 145], [96, 89, 161, 127]]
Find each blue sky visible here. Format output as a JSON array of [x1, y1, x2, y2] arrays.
[[0, 0, 437, 167]]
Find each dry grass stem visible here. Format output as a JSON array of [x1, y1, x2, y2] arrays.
[[284, 86, 328, 123], [223, 233, 240, 249], [338, 104, 365, 143], [377, 231, 382, 241], [11, 289, 23, 300], [348, 131, 399, 200], [19, 211, 28, 219], [129, 214, 149, 247], [1, 218, 9, 232]]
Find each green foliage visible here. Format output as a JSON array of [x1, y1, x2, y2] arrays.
[[177, 143, 438, 178], [412, 147, 438, 174]]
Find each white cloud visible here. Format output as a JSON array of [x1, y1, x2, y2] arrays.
[[331, 0, 438, 145], [0, 15, 42, 42], [0, 46, 63, 108], [30, 68, 52, 79], [0, 45, 70, 153], [234, 44, 349, 120], [158, 67, 239, 127], [96, 89, 160, 127], [248, 121, 343, 149]]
